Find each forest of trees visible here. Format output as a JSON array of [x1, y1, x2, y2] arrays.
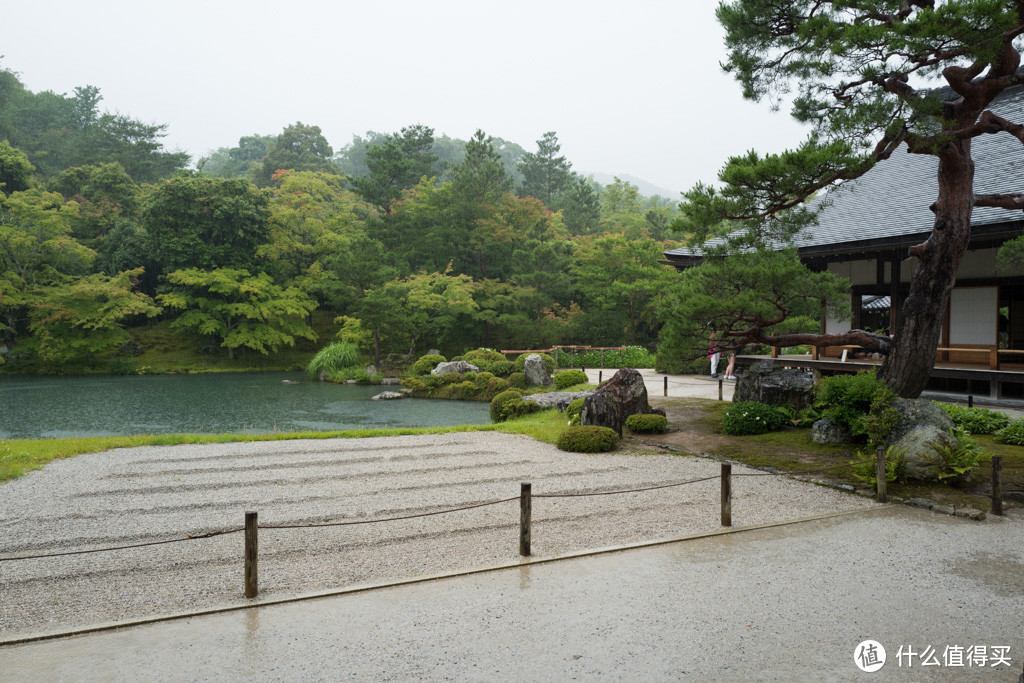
[[0, 64, 682, 372]]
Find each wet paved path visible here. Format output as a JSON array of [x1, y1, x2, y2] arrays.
[[4, 505, 1022, 681]]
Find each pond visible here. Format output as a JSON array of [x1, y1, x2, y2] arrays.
[[0, 373, 491, 439]]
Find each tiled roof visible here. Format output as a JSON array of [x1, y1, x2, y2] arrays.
[[665, 84, 1024, 260]]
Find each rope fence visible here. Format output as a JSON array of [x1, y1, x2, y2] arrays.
[[0, 457, 1012, 598]]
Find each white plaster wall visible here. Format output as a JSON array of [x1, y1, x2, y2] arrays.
[[949, 287, 998, 346], [955, 248, 999, 279], [825, 294, 852, 334]]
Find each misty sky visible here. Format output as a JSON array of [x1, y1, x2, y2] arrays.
[[5, 0, 812, 196]]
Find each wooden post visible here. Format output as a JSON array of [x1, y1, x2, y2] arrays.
[[992, 455, 1004, 516], [875, 448, 888, 503], [721, 463, 732, 527], [664, 375, 668, 397], [244, 511, 258, 598], [718, 379, 723, 401], [520, 482, 532, 556], [598, 370, 603, 384], [968, 395, 974, 408]]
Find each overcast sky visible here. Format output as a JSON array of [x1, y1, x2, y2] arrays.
[[5, 0, 810, 197]]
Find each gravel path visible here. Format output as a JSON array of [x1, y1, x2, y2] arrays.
[[0, 432, 876, 638]]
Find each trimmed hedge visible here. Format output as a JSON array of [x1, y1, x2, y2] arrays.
[[508, 372, 527, 389], [626, 413, 667, 434], [553, 369, 588, 390], [464, 348, 507, 364], [556, 425, 619, 453], [489, 389, 539, 423], [489, 360, 514, 377]]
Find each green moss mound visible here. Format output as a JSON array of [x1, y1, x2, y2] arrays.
[[490, 389, 539, 423], [556, 425, 619, 453], [489, 360, 514, 377], [553, 369, 588, 390], [508, 372, 527, 389], [626, 413, 667, 434], [566, 397, 585, 425]]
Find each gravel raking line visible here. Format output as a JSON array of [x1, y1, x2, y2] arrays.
[[0, 432, 876, 637]]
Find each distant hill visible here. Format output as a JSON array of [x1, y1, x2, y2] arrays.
[[585, 172, 678, 200]]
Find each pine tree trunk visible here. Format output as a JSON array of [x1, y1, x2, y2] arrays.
[[878, 143, 975, 398]]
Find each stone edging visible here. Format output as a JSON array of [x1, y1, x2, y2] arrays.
[[632, 438, 989, 522]]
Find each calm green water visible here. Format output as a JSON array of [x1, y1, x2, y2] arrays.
[[0, 373, 491, 439]]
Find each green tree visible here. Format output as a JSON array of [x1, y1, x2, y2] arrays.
[[198, 134, 275, 178], [560, 176, 602, 234], [656, 249, 850, 370], [141, 173, 270, 278], [158, 268, 317, 359], [0, 189, 93, 346], [258, 170, 361, 289], [0, 141, 34, 193], [24, 267, 160, 367], [349, 124, 438, 217], [678, 0, 1024, 397], [518, 131, 572, 207], [256, 122, 336, 186], [572, 234, 674, 345]]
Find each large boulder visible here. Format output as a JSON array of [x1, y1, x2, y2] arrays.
[[884, 398, 958, 482], [431, 360, 480, 376], [522, 354, 552, 387], [734, 360, 815, 409], [891, 425, 958, 482], [886, 398, 955, 445], [523, 390, 594, 411], [580, 368, 650, 436]]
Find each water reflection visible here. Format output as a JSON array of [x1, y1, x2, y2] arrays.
[[0, 373, 491, 439]]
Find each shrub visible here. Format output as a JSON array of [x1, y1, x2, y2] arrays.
[[463, 371, 478, 382], [307, 342, 360, 378], [489, 389, 539, 422], [626, 413, 668, 434], [412, 354, 446, 375], [997, 417, 1024, 445], [452, 380, 478, 400], [438, 372, 464, 385], [566, 397, 585, 425], [475, 371, 495, 383], [484, 377, 509, 398], [722, 401, 784, 435], [464, 348, 507, 364], [514, 353, 555, 374], [937, 402, 1011, 435], [401, 376, 428, 394], [921, 429, 984, 484], [508, 372, 527, 389], [553, 369, 588, 390], [489, 360, 514, 377], [774, 405, 820, 428], [556, 425, 619, 453], [815, 371, 896, 444], [850, 445, 907, 487]]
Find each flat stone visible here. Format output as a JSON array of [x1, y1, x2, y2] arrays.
[[954, 507, 987, 521], [931, 504, 955, 516], [523, 391, 594, 411], [370, 391, 406, 400], [431, 361, 480, 376], [905, 497, 934, 509]]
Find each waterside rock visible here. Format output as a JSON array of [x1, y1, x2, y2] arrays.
[[371, 390, 408, 400], [431, 360, 480, 376]]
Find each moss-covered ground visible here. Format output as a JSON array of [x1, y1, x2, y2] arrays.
[[642, 397, 1024, 513]]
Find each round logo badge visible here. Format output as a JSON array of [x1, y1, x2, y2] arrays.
[[854, 640, 886, 672]]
